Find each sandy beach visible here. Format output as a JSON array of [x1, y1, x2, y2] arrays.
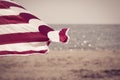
[[0, 50, 120, 80]]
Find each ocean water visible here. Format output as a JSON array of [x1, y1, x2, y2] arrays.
[[49, 24, 120, 51]]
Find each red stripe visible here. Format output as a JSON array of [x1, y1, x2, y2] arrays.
[[0, 50, 48, 55], [0, 1, 25, 9], [59, 28, 69, 43], [0, 13, 39, 25], [0, 32, 49, 45], [39, 25, 54, 36]]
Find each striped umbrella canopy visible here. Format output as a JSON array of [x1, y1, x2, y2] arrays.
[[0, 0, 69, 56]]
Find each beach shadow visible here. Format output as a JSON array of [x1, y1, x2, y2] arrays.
[[70, 69, 120, 79]]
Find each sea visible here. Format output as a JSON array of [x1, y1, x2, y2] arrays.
[[49, 24, 120, 51]]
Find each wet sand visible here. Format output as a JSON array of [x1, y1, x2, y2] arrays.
[[0, 50, 120, 80]]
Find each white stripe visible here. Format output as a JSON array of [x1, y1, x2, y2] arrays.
[[0, 42, 49, 51], [0, 0, 12, 2], [0, 0, 24, 7], [0, 0, 11, 1], [0, 7, 29, 16], [48, 31, 60, 42], [0, 19, 47, 34]]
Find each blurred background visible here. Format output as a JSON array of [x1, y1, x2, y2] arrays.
[[14, 0, 120, 51]]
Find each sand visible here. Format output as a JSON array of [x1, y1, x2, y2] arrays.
[[0, 50, 120, 80]]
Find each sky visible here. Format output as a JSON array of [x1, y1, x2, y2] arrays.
[[15, 0, 120, 24]]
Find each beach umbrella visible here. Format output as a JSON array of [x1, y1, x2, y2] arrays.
[[0, 0, 69, 56]]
